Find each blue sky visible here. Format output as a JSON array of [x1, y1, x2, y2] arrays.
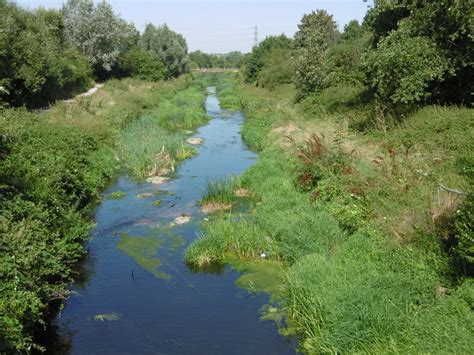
[[17, 0, 370, 53]]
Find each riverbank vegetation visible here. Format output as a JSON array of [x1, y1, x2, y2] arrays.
[[189, 51, 246, 70], [0, 0, 191, 109], [1, 0, 473, 352], [0, 52, 210, 355], [186, 1, 473, 352]]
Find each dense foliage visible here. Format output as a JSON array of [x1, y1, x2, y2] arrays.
[[0, 0, 190, 108], [0, 111, 116, 351], [291, 10, 339, 98], [189, 50, 246, 69], [139, 24, 190, 79], [364, 0, 473, 106], [257, 47, 293, 90], [62, 0, 138, 78], [120, 48, 165, 81], [0, 1, 91, 108], [243, 35, 292, 84]]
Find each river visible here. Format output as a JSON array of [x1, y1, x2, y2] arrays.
[[45, 87, 295, 354]]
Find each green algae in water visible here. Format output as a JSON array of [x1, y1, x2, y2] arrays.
[[167, 233, 185, 253], [227, 255, 286, 297], [116, 234, 170, 279], [145, 228, 186, 254], [152, 200, 163, 206], [153, 190, 175, 196], [108, 191, 127, 199]]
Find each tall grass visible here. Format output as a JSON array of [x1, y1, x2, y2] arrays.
[[185, 218, 279, 267], [200, 176, 241, 205], [118, 117, 186, 177], [215, 74, 242, 110], [117, 81, 209, 178], [185, 76, 474, 353]]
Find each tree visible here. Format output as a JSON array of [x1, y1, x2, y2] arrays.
[[0, 1, 91, 107], [243, 34, 292, 84], [325, 20, 369, 85], [224, 51, 246, 68], [291, 10, 339, 98], [139, 24, 189, 79], [257, 47, 293, 90], [363, 28, 449, 105], [120, 47, 165, 81], [62, 0, 138, 78], [364, 0, 473, 105]]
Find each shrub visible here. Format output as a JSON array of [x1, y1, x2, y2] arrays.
[[0, 3, 92, 108], [363, 29, 449, 106], [121, 48, 165, 81], [449, 194, 474, 275], [0, 119, 116, 351], [243, 35, 292, 84], [257, 47, 293, 90]]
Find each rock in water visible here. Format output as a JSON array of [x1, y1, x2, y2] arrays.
[[146, 176, 169, 185], [186, 137, 204, 145]]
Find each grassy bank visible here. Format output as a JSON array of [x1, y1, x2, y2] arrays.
[[185, 74, 473, 353], [0, 75, 209, 352]]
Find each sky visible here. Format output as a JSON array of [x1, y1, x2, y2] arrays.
[[16, 0, 370, 53]]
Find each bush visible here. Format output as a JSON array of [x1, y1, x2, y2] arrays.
[[449, 194, 474, 275], [243, 35, 292, 84], [363, 29, 449, 106], [0, 118, 116, 351], [257, 47, 293, 90], [121, 48, 165, 81], [0, 3, 92, 108]]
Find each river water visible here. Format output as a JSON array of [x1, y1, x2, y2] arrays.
[[46, 87, 295, 354]]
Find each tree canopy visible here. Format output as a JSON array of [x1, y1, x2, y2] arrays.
[[62, 0, 138, 78], [291, 10, 339, 98], [243, 34, 292, 84], [0, 0, 91, 107], [139, 24, 190, 79]]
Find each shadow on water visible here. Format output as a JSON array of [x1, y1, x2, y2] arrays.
[[41, 86, 296, 354]]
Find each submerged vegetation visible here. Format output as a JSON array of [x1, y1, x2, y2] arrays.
[[0, 73, 209, 351], [116, 233, 169, 280]]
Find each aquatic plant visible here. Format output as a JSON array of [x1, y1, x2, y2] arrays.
[[116, 234, 170, 279], [200, 177, 241, 205], [109, 191, 127, 199]]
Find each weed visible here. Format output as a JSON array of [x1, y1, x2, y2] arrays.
[[200, 177, 241, 205], [109, 191, 127, 199]]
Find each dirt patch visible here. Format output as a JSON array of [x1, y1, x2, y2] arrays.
[[235, 188, 252, 197], [271, 119, 379, 162], [201, 202, 232, 214]]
